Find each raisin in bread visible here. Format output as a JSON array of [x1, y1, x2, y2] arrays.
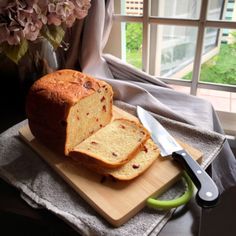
[[26, 69, 113, 155], [69, 118, 150, 168], [72, 139, 159, 180]]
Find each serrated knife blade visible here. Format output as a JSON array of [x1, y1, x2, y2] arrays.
[[137, 106, 219, 208]]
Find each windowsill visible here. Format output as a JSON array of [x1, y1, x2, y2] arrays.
[[171, 84, 236, 140], [171, 84, 236, 113], [197, 89, 236, 113], [217, 111, 236, 137]]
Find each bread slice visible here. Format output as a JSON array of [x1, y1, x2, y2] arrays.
[[69, 118, 150, 168], [106, 139, 159, 180], [72, 139, 160, 180], [26, 69, 113, 155]]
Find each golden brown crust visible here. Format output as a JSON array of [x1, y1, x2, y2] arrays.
[[27, 69, 110, 106], [70, 142, 146, 168], [26, 69, 113, 155]]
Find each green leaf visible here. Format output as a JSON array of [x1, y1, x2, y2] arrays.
[[1, 39, 28, 64], [41, 25, 65, 49]]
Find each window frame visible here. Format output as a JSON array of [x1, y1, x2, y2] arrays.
[[112, 0, 236, 94]]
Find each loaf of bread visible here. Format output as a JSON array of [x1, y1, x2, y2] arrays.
[[69, 118, 150, 168], [26, 69, 158, 180], [72, 139, 159, 180], [26, 69, 113, 155]]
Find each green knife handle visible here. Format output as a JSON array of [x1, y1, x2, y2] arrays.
[[172, 149, 219, 208]]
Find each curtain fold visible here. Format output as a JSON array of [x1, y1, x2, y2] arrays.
[[79, 0, 114, 78]]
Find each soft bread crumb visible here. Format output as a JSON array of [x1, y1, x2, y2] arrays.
[[70, 118, 150, 167], [72, 139, 160, 180]]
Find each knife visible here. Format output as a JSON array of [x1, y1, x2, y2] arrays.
[[137, 106, 219, 208]]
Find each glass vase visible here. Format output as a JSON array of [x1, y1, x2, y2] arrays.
[[17, 38, 62, 98]]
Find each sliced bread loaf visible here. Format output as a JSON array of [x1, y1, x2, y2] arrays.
[[69, 118, 150, 168], [72, 139, 160, 180], [106, 139, 159, 180], [26, 69, 113, 155]]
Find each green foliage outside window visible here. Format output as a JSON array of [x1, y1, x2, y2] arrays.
[[183, 32, 236, 85], [125, 23, 236, 85], [126, 23, 142, 69], [126, 23, 142, 51]]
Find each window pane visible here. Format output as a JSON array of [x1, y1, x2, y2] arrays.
[[203, 28, 219, 52], [150, 24, 197, 80], [199, 28, 236, 86], [207, 0, 236, 22], [150, 0, 201, 19], [197, 89, 236, 112], [103, 22, 142, 69], [114, 0, 143, 16], [125, 23, 143, 68]]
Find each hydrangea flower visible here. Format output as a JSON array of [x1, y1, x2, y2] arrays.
[[0, 0, 91, 63]]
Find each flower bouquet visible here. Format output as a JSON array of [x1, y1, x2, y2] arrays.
[[0, 0, 91, 64]]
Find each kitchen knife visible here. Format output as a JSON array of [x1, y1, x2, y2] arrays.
[[137, 106, 219, 208]]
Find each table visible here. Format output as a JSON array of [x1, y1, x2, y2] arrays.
[[0, 75, 225, 236], [0, 104, 200, 236]]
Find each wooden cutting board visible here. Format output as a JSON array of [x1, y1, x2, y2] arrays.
[[19, 106, 202, 227]]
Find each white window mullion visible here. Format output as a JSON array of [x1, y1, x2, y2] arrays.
[[190, 0, 209, 95], [113, 15, 143, 22], [149, 17, 199, 26], [142, 0, 150, 73], [206, 20, 236, 29], [148, 0, 165, 76]]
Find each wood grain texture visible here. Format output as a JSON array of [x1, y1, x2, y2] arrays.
[[19, 106, 202, 227]]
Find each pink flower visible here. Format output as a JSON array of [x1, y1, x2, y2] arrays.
[[47, 1, 76, 27], [6, 25, 24, 45], [47, 13, 62, 26], [33, 3, 47, 24], [72, 0, 91, 19], [56, 1, 75, 19], [23, 20, 42, 41], [0, 0, 91, 46], [0, 23, 9, 44], [65, 14, 76, 28], [0, 0, 91, 63]]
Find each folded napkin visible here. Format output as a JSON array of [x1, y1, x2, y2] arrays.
[[0, 101, 225, 236]]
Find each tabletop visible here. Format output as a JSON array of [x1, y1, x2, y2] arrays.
[[0, 94, 200, 236]]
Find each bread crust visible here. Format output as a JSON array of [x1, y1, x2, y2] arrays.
[[71, 139, 160, 180], [26, 69, 113, 155]]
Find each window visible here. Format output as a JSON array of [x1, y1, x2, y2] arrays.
[[104, 0, 236, 135]]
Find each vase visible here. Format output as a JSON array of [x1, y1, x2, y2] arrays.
[[0, 39, 65, 121], [0, 38, 68, 113], [17, 38, 64, 98]]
